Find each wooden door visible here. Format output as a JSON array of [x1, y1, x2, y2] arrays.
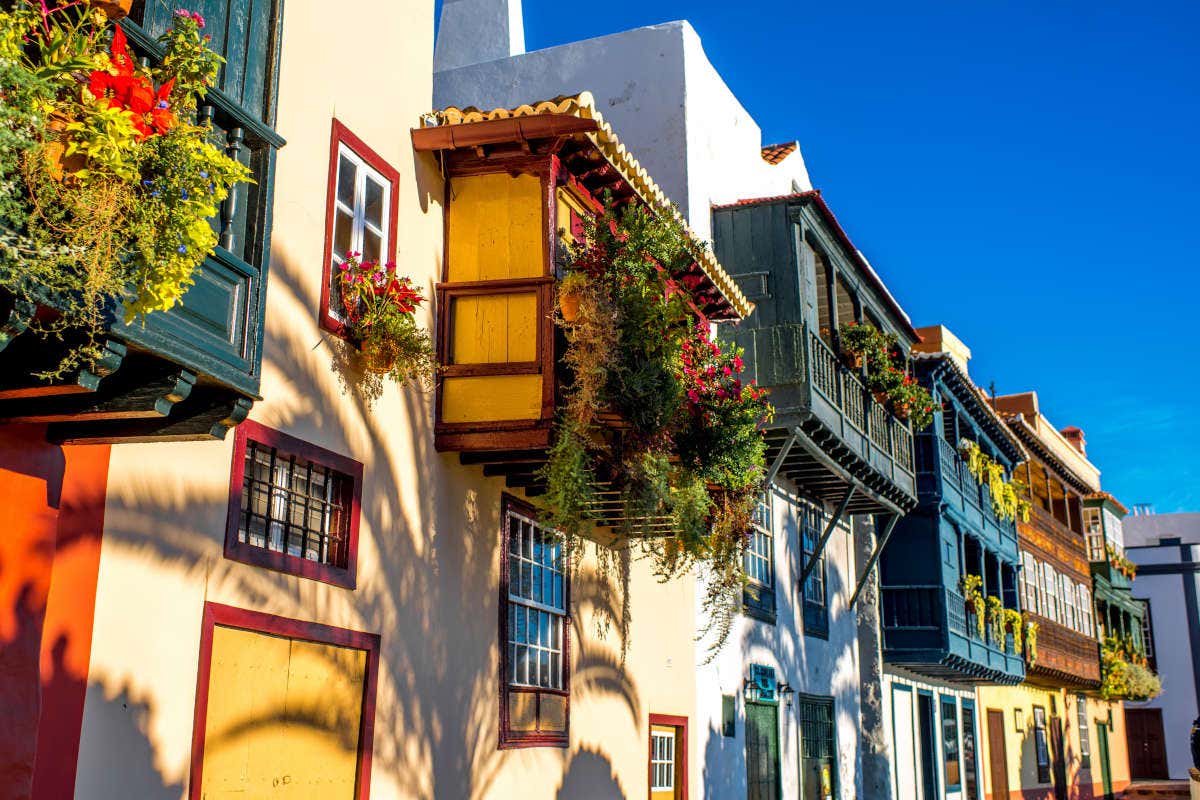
[[986, 710, 1010, 800], [918, 693, 939, 800], [1050, 715, 1068, 800], [746, 703, 780, 800], [1095, 723, 1114, 800], [1127, 708, 1169, 780]]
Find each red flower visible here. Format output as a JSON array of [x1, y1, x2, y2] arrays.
[[87, 28, 175, 140]]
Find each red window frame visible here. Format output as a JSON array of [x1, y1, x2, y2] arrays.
[[188, 603, 380, 800], [498, 494, 571, 749], [648, 713, 689, 800], [320, 118, 401, 336], [224, 419, 363, 589]]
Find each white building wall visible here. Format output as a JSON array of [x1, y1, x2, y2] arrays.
[[882, 671, 979, 800], [1127, 538, 1200, 779], [694, 480, 862, 800]]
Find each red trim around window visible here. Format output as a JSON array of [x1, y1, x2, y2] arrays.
[[320, 118, 402, 336], [187, 603, 380, 800], [648, 713, 689, 800], [498, 493, 571, 749], [224, 419, 363, 589]]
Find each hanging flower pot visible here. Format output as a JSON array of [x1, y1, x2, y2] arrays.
[[88, 0, 134, 20], [872, 390, 889, 405], [843, 350, 864, 370], [893, 401, 911, 421], [558, 272, 589, 324], [361, 337, 399, 375]]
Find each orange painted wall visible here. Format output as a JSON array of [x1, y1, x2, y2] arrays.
[[0, 424, 109, 800]]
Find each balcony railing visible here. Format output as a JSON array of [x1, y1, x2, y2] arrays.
[[881, 584, 1025, 684], [1025, 615, 1102, 686]]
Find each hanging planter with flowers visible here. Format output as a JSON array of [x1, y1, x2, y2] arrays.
[[839, 321, 935, 430], [539, 201, 772, 655], [0, 2, 251, 378], [336, 252, 437, 386]]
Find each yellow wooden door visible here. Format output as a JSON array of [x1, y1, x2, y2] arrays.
[[198, 625, 367, 799], [650, 724, 682, 800]]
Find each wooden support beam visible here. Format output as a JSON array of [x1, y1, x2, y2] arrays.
[[48, 390, 252, 444], [850, 514, 901, 608], [0, 364, 195, 423], [799, 485, 855, 587]]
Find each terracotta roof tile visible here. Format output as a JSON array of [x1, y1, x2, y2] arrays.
[[761, 141, 798, 164]]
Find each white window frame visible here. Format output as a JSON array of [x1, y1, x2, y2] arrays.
[[745, 493, 774, 588], [650, 730, 676, 791], [329, 143, 392, 322], [1078, 583, 1094, 638]]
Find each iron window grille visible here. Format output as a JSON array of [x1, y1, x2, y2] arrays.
[[224, 421, 363, 589], [1076, 695, 1091, 768], [1032, 706, 1050, 783]]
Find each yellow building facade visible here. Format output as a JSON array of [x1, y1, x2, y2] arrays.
[[975, 685, 1129, 800]]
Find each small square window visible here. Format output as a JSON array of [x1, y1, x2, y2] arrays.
[[320, 120, 401, 336], [224, 421, 363, 589]]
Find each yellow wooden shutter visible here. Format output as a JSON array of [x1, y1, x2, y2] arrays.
[[198, 626, 367, 798]]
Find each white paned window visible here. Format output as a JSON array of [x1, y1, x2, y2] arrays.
[[1029, 554, 1045, 616], [1043, 562, 1059, 623], [1062, 574, 1077, 631], [1084, 507, 1105, 562], [651, 730, 676, 791], [745, 494, 774, 587], [507, 511, 566, 690], [328, 144, 392, 320], [1078, 583, 1094, 638]]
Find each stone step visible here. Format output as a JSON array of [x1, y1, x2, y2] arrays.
[[1119, 781, 1190, 800]]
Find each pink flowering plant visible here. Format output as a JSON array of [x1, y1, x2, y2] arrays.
[[336, 251, 436, 386]]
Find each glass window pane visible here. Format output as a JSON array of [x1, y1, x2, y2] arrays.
[[337, 156, 356, 207], [364, 176, 385, 227], [362, 228, 381, 263], [333, 208, 353, 260]]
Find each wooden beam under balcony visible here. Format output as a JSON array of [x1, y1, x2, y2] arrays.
[[48, 389, 251, 444], [0, 360, 196, 423], [0, 338, 126, 400]]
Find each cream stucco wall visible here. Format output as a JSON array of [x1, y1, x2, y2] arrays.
[[74, 0, 700, 797]]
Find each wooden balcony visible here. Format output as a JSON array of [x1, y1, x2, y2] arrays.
[[0, 14, 282, 444], [727, 323, 917, 515], [880, 585, 1025, 685], [1024, 615, 1101, 688], [931, 435, 1021, 555]]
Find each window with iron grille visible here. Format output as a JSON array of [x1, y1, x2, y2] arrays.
[[800, 499, 829, 638], [225, 421, 362, 589], [650, 730, 676, 791], [500, 497, 569, 748], [1032, 706, 1050, 783], [799, 695, 836, 800], [743, 493, 776, 621]]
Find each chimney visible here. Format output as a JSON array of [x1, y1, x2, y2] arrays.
[[1060, 426, 1086, 457], [434, 0, 526, 73], [913, 325, 972, 375]]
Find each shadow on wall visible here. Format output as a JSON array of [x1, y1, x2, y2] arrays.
[[557, 747, 627, 799], [75, 681, 183, 800], [703, 721, 743, 799], [50, 152, 641, 799]]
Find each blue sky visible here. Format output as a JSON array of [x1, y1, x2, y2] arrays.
[[511, 0, 1200, 511]]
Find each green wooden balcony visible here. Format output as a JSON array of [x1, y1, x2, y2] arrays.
[[725, 321, 916, 515], [0, 9, 283, 444]]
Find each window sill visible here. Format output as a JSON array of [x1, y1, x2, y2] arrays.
[[224, 540, 357, 590], [742, 603, 777, 626]]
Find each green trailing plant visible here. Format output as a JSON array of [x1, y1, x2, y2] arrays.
[[1005, 608, 1024, 655], [960, 439, 1032, 523], [1025, 617, 1039, 666], [1100, 637, 1161, 701], [537, 202, 772, 652], [986, 595, 1006, 648], [0, 3, 252, 377], [960, 573, 986, 640]]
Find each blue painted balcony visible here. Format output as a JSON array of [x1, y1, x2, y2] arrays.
[[713, 193, 918, 517], [877, 329, 1028, 685], [0, 8, 283, 444]]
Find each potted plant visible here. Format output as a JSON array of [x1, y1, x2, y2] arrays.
[[839, 321, 892, 370], [889, 375, 936, 430], [1026, 618, 1039, 666], [557, 270, 588, 323], [1004, 608, 1024, 655], [960, 574, 986, 639], [986, 596, 1006, 648], [0, 3, 251, 377], [337, 252, 437, 385]]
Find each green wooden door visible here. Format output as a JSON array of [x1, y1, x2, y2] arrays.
[[746, 702, 780, 800], [1096, 723, 1113, 800]]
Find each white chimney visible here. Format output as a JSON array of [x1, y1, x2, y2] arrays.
[[434, 0, 526, 73]]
